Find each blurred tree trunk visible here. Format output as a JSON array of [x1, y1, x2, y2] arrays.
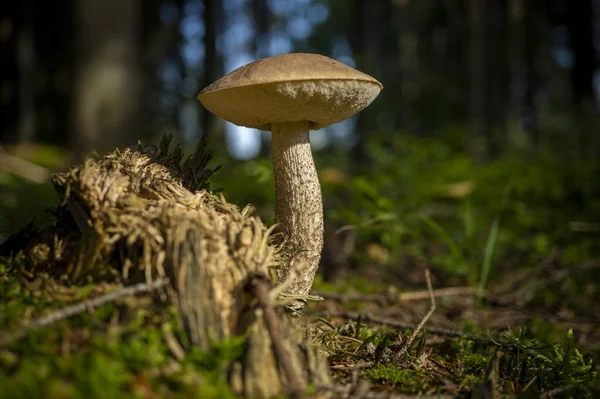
[[201, 0, 219, 139], [252, 0, 269, 59], [253, 0, 271, 157], [523, 0, 541, 144], [0, 2, 20, 143], [33, 0, 74, 146], [486, 0, 507, 155], [508, 0, 543, 146], [507, 0, 525, 144], [2, 0, 74, 146], [140, 0, 169, 141], [158, 0, 185, 137], [352, 0, 381, 166], [442, 0, 468, 123], [17, 16, 35, 142], [72, 0, 142, 157], [390, 0, 410, 132], [566, 0, 596, 108], [468, 0, 488, 158]]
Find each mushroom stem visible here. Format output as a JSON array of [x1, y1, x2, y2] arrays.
[[271, 121, 324, 301]]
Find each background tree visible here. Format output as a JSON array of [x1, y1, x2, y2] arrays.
[[71, 0, 142, 157]]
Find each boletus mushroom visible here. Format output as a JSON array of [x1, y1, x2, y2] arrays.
[[198, 53, 382, 308]]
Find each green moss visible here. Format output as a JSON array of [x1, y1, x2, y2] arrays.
[[363, 365, 429, 392], [0, 274, 246, 399], [460, 352, 489, 376]]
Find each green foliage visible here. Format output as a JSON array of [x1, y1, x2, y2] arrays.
[[323, 316, 599, 397], [363, 365, 429, 391], [209, 155, 276, 225], [212, 126, 600, 395], [309, 130, 600, 297], [0, 182, 58, 238], [311, 273, 384, 295], [534, 330, 598, 395], [2, 127, 600, 397], [0, 324, 243, 399], [0, 144, 69, 239]]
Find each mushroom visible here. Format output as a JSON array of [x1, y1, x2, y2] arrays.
[[198, 53, 382, 307]]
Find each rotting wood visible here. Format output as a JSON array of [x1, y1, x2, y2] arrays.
[[4, 134, 331, 397]]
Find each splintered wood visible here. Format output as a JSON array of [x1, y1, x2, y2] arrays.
[[47, 135, 330, 397]]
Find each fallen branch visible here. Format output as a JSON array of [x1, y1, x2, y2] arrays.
[[318, 383, 454, 398], [494, 258, 600, 307], [0, 278, 170, 347], [312, 311, 489, 342], [494, 248, 560, 298], [539, 384, 577, 398], [312, 285, 483, 305]]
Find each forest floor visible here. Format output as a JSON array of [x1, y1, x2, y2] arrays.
[[307, 260, 600, 398], [1, 136, 599, 398], [0, 255, 598, 398]]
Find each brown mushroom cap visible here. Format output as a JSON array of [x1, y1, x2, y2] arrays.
[[198, 53, 383, 131]]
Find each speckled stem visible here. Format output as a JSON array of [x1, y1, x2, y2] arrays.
[[271, 121, 324, 304]]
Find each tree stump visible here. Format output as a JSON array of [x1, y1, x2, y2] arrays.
[[13, 135, 330, 397]]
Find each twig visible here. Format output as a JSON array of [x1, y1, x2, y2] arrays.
[[318, 383, 453, 398], [335, 213, 397, 234], [399, 286, 484, 301], [312, 286, 483, 305], [539, 384, 577, 398], [0, 145, 51, 183], [521, 375, 538, 394], [352, 361, 374, 386], [316, 317, 336, 330], [162, 327, 186, 361], [569, 221, 600, 232], [397, 269, 436, 358], [338, 335, 363, 345], [249, 275, 305, 399], [495, 258, 600, 306], [0, 278, 170, 347], [310, 311, 489, 342], [494, 248, 560, 297]]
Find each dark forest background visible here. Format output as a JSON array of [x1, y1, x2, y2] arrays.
[[1, 0, 599, 286], [1, 0, 598, 156]]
